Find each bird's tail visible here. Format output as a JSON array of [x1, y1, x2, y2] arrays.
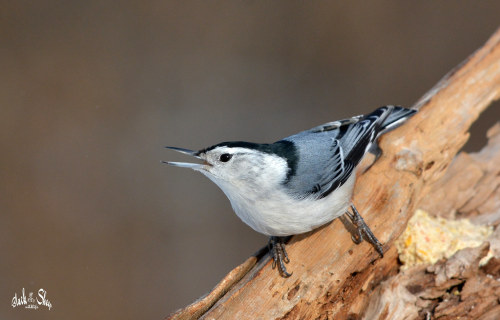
[[356, 105, 417, 170], [377, 105, 417, 135], [341, 105, 415, 165]]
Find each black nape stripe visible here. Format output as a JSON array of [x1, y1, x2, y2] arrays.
[[271, 140, 298, 182]]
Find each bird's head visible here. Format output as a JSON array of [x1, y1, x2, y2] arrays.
[[164, 141, 296, 192]]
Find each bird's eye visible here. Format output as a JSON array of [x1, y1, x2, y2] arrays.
[[219, 153, 232, 162]]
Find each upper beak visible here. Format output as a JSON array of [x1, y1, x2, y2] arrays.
[[163, 146, 205, 170]]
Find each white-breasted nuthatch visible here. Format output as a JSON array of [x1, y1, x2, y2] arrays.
[[165, 106, 416, 277]]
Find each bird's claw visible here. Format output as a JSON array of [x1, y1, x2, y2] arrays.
[[269, 236, 292, 278], [351, 234, 362, 244], [347, 205, 384, 257]]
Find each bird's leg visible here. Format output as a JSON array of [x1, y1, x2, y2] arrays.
[[345, 205, 384, 257], [344, 210, 363, 245], [268, 236, 292, 278], [362, 142, 383, 173], [368, 142, 382, 163]]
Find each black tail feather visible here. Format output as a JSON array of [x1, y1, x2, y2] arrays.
[[379, 106, 417, 134]]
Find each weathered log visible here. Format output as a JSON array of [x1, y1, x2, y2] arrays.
[[363, 123, 500, 320], [166, 27, 500, 320]]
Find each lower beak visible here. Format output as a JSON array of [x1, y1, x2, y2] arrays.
[[163, 146, 206, 170], [163, 161, 204, 170]]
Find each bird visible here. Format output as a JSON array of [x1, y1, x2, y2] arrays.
[[164, 105, 417, 277]]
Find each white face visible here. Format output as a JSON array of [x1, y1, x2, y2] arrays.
[[198, 146, 287, 187], [166, 144, 290, 196]]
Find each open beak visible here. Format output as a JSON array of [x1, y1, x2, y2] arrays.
[[163, 146, 205, 170]]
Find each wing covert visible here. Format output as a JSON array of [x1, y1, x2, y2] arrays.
[[284, 138, 354, 199]]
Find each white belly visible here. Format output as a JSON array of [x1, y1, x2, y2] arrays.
[[223, 173, 357, 236]]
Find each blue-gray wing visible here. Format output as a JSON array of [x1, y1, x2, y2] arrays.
[[282, 136, 355, 199], [306, 115, 363, 133], [281, 106, 416, 199], [312, 139, 356, 198]]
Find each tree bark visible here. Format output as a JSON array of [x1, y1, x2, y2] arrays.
[[166, 27, 500, 320], [363, 123, 500, 320]]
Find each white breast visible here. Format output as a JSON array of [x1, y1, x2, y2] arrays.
[[209, 171, 357, 236]]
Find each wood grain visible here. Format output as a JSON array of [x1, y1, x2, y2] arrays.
[[166, 27, 500, 320], [363, 124, 500, 319]]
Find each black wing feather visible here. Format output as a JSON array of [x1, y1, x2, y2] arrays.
[[314, 108, 390, 199], [284, 106, 416, 199]]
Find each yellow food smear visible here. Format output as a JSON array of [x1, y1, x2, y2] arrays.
[[396, 209, 493, 269]]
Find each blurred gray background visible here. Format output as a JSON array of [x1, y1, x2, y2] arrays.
[[1, 1, 500, 319]]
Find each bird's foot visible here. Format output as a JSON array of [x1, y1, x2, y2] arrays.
[[268, 236, 292, 278], [363, 143, 382, 173], [346, 205, 384, 257]]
